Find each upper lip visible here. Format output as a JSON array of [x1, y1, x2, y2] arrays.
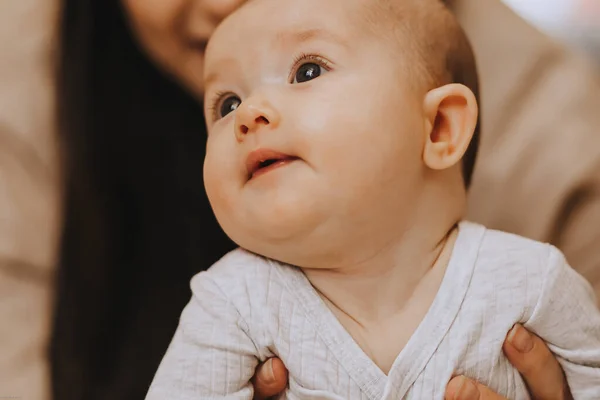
[[187, 30, 211, 52], [189, 38, 209, 53], [245, 149, 297, 178]]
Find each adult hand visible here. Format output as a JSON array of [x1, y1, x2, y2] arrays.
[[251, 324, 572, 400], [445, 324, 572, 400]]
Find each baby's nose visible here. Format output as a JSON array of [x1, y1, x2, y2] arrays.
[[235, 99, 279, 141]]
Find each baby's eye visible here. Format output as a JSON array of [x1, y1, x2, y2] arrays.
[[293, 62, 323, 84], [218, 95, 241, 119]]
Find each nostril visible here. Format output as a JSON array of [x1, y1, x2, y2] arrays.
[[239, 116, 269, 136], [256, 116, 269, 125]]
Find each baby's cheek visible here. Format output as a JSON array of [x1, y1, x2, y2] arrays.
[[203, 153, 231, 208], [204, 174, 241, 244]]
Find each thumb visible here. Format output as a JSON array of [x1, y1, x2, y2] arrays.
[[252, 357, 288, 400], [446, 376, 509, 400], [503, 324, 571, 400]]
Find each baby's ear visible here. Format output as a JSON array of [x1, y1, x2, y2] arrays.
[[422, 84, 478, 171]]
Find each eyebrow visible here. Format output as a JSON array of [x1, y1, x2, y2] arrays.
[[204, 58, 239, 93], [275, 27, 350, 49], [204, 27, 348, 90]]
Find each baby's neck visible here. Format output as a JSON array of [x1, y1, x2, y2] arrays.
[[302, 220, 459, 327]]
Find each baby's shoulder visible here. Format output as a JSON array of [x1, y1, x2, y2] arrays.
[[189, 248, 298, 316], [192, 248, 278, 292], [457, 221, 560, 279], [206, 247, 273, 276], [478, 227, 554, 269], [467, 223, 567, 304]]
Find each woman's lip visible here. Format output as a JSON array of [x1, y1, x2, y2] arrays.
[[189, 39, 208, 53], [246, 149, 298, 179]]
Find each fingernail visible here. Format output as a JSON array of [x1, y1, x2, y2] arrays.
[[508, 324, 534, 353], [264, 358, 275, 383], [454, 376, 479, 400]]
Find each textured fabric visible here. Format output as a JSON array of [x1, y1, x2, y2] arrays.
[[146, 222, 600, 399]]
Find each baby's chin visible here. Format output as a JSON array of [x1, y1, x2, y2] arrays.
[[225, 223, 321, 262], [230, 223, 314, 253], [228, 222, 348, 270], [245, 240, 350, 271]]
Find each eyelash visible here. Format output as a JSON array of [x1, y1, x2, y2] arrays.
[[207, 90, 232, 123], [288, 52, 333, 83], [208, 53, 333, 123]]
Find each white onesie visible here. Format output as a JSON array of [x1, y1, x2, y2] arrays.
[[146, 221, 600, 399]]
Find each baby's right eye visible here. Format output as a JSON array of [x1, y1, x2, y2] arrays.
[[220, 95, 241, 118], [213, 94, 242, 120]]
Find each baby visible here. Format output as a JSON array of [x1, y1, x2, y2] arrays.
[[146, 0, 600, 398]]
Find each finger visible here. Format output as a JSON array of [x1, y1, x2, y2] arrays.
[[445, 376, 508, 400], [503, 324, 572, 400], [252, 357, 288, 400]]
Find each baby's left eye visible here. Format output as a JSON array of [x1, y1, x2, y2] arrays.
[[293, 62, 323, 84]]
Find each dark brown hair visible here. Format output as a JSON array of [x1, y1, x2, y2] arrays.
[[51, 1, 234, 399]]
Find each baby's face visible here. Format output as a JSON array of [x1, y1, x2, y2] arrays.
[[203, 0, 429, 267]]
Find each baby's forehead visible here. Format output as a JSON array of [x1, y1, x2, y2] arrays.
[[207, 0, 367, 53], [204, 0, 444, 88]]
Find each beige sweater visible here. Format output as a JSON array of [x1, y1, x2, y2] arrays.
[[1, 0, 600, 398], [458, 0, 600, 296], [0, 0, 61, 399]]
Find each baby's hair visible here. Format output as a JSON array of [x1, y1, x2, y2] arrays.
[[362, 0, 480, 188]]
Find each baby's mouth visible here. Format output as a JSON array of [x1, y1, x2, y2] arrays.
[[246, 149, 299, 180]]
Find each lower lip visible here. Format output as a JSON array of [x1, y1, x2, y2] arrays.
[[250, 158, 298, 180]]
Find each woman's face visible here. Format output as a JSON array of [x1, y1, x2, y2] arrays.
[[121, 0, 246, 98]]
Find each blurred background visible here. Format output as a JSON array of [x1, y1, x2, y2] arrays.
[[502, 0, 600, 64], [1, 0, 599, 399]]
